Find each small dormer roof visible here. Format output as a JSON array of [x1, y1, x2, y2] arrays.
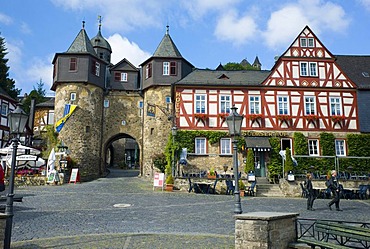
[[153, 25, 182, 58], [66, 22, 97, 56]]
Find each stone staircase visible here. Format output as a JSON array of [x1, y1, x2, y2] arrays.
[[255, 177, 284, 197]]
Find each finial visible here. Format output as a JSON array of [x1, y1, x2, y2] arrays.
[[166, 24, 169, 35], [82, 20, 85, 29], [98, 15, 102, 32]]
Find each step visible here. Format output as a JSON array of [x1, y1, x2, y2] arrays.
[[256, 184, 284, 197]]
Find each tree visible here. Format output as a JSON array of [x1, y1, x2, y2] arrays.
[[0, 34, 20, 99], [22, 79, 47, 114], [285, 147, 294, 175], [223, 62, 258, 71], [244, 148, 255, 173]]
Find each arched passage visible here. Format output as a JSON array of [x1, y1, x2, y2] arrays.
[[104, 133, 141, 172]]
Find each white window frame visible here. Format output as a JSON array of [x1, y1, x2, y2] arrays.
[[195, 137, 206, 154], [163, 62, 169, 75], [278, 96, 289, 115], [70, 92, 76, 101], [300, 62, 317, 76], [195, 94, 206, 114], [95, 62, 100, 76], [330, 97, 342, 116], [335, 140, 346, 156], [220, 95, 231, 113], [138, 101, 143, 117], [249, 96, 260, 114], [300, 38, 307, 47], [104, 99, 109, 108], [308, 38, 314, 47], [309, 62, 317, 76], [121, 72, 128, 82], [308, 139, 319, 156], [300, 62, 308, 76], [304, 96, 316, 115], [48, 111, 54, 125], [1, 103, 8, 116], [220, 138, 231, 155], [145, 63, 152, 79]]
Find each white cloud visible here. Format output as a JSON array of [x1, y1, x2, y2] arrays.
[[107, 33, 151, 67], [182, 0, 241, 20], [0, 13, 12, 25], [52, 0, 165, 32], [358, 0, 370, 11], [214, 10, 258, 46], [20, 22, 32, 35], [263, 0, 350, 50], [22, 56, 54, 95]]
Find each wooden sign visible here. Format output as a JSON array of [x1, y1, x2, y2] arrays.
[[69, 168, 80, 183], [153, 172, 164, 191]]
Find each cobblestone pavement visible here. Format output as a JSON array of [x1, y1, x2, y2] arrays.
[[7, 169, 370, 248]]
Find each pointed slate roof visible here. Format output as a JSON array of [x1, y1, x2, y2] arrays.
[[67, 28, 97, 56], [153, 28, 182, 58], [253, 56, 261, 66]]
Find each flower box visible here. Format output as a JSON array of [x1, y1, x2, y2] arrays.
[[331, 115, 345, 123], [194, 113, 208, 121], [277, 115, 292, 121], [217, 113, 229, 120], [305, 115, 318, 121], [248, 114, 263, 121]]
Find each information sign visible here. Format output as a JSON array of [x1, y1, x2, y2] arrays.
[[69, 168, 80, 184], [153, 172, 164, 191]]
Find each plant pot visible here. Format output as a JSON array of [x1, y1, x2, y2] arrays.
[[207, 174, 216, 179], [240, 190, 245, 197], [165, 184, 174, 192]]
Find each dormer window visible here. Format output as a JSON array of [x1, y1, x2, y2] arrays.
[[163, 61, 177, 76], [69, 58, 77, 71], [70, 92, 76, 101], [163, 62, 169, 75], [91, 60, 100, 76], [115, 72, 127, 82], [300, 38, 314, 48]]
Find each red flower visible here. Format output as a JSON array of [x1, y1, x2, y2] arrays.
[[194, 113, 208, 120], [217, 113, 229, 120], [277, 115, 292, 121], [248, 114, 263, 121], [305, 115, 318, 121], [331, 115, 345, 123]]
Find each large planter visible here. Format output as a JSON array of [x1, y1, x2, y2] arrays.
[[240, 190, 245, 197], [165, 184, 174, 192], [207, 175, 216, 179]]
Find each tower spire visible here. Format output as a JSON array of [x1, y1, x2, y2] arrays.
[[98, 15, 102, 32], [166, 24, 169, 35], [82, 20, 85, 29]]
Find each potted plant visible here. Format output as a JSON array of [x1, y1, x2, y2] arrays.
[[165, 175, 174, 191], [239, 180, 246, 197], [245, 149, 255, 182], [208, 167, 216, 179]]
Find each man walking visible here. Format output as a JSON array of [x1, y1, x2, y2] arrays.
[[327, 170, 343, 211]]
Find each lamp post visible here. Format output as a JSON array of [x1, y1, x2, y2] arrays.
[[5, 104, 28, 249], [171, 126, 177, 177], [226, 105, 244, 214]]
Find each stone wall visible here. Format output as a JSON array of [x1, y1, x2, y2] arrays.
[[0, 213, 7, 248], [235, 212, 298, 249]]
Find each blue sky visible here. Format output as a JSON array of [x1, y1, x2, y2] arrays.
[[1, 0, 370, 96]]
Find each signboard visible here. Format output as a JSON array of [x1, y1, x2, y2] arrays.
[[69, 168, 80, 184], [16, 154, 38, 161], [47, 171, 60, 184], [153, 173, 164, 191]]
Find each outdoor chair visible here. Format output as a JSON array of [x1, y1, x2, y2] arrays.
[[300, 182, 308, 198], [188, 177, 193, 193], [208, 179, 219, 194], [225, 179, 234, 195], [358, 185, 369, 200]]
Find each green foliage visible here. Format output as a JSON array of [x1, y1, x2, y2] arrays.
[[176, 130, 229, 153], [0, 35, 20, 99], [209, 167, 215, 176], [165, 175, 174, 184], [320, 132, 335, 156], [244, 148, 254, 173], [266, 137, 282, 182], [238, 180, 245, 190], [293, 132, 308, 155], [285, 147, 294, 174], [223, 62, 258, 71], [41, 125, 59, 158], [21, 79, 47, 114], [152, 153, 167, 173]]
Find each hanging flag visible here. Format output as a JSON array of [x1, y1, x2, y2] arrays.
[[55, 104, 77, 133]]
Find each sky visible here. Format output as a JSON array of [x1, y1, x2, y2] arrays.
[[1, 0, 370, 96]]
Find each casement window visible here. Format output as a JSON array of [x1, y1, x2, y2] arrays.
[[220, 95, 231, 113], [300, 62, 317, 76], [249, 96, 261, 114], [220, 138, 231, 155], [138, 101, 143, 117], [335, 140, 346, 156], [165, 96, 171, 104], [114, 72, 127, 82], [70, 92, 76, 101], [48, 111, 54, 125], [91, 61, 100, 76], [278, 96, 289, 115], [163, 62, 169, 75], [330, 97, 342, 115], [195, 94, 206, 114], [300, 38, 314, 47], [304, 96, 316, 115], [195, 137, 206, 154], [145, 63, 152, 79], [308, 139, 319, 156], [104, 99, 109, 108], [170, 62, 177, 75], [69, 58, 77, 71], [1, 103, 8, 116]]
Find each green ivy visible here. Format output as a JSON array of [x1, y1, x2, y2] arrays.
[[320, 132, 335, 156], [244, 148, 254, 173]]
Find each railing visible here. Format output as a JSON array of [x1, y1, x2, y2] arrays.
[[296, 218, 370, 248]]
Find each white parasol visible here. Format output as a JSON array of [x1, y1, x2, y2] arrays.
[[47, 148, 56, 176], [0, 144, 41, 155]]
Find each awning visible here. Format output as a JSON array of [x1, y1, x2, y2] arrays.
[[245, 137, 271, 151]]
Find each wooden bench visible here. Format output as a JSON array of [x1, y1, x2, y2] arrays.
[[298, 220, 370, 249]]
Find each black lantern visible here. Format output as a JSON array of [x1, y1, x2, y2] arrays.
[[5, 104, 28, 248], [225, 105, 244, 214]]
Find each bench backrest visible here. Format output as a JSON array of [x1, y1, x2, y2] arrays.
[[316, 221, 370, 242]]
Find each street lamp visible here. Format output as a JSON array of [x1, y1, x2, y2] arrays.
[[5, 104, 28, 248], [226, 105, 244, 214], [171, 126, 177, 177]]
